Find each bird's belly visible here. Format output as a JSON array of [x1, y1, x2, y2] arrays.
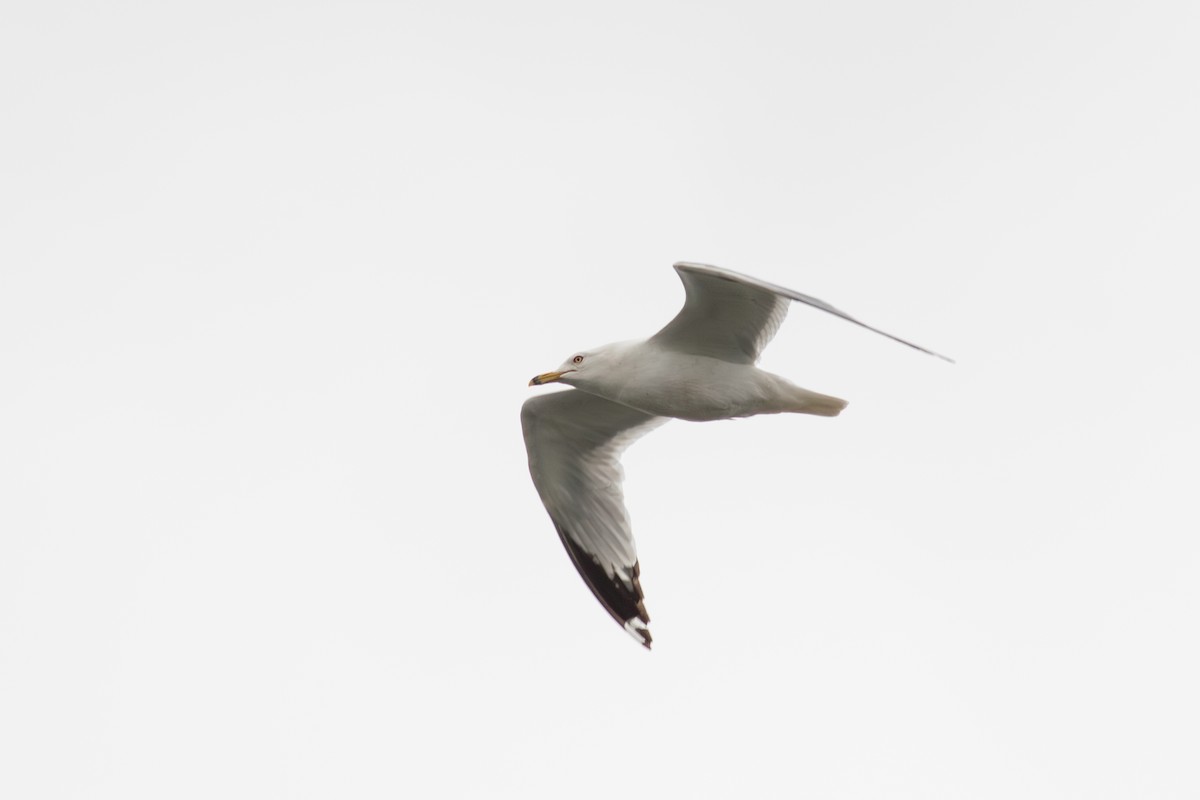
[[612, 359, 769, 422]]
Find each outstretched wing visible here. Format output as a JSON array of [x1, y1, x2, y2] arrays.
[[521, 389, 668, 648], [650, 261, 954, 364]]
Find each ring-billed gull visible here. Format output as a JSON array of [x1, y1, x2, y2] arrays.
[[521, 262, 951, 648]]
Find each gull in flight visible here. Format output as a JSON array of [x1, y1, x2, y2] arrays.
[[521, 262, 951, 648]]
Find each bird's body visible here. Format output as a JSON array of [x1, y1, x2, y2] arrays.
[[522, 262, 950, 648], [571, 341, 846, 421]]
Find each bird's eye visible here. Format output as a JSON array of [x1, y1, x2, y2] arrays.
[[572, 355, 584, 364]]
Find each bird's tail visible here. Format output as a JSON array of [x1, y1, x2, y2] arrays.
[[787, 386, 848, 417]]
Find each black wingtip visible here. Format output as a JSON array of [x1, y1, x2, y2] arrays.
[[554, 523, 654, 647]]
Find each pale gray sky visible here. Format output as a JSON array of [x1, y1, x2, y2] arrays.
[[2, 2, 1198, 798]]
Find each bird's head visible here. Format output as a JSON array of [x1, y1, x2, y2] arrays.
[[528, 343, 625, 390]]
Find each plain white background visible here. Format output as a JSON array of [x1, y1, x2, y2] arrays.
[[2, 1, 1197, 797]]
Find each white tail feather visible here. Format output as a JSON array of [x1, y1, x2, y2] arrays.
[[789, 387, 847, 417]]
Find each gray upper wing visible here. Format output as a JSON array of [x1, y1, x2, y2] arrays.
[[650, 262, 954, 364], [520, 389, 668, 648]]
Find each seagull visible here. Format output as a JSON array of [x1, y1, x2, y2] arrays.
[[521, 262, 951, 648]]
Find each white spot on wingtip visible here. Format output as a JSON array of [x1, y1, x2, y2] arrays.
[[623, 618, 650, 646]]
